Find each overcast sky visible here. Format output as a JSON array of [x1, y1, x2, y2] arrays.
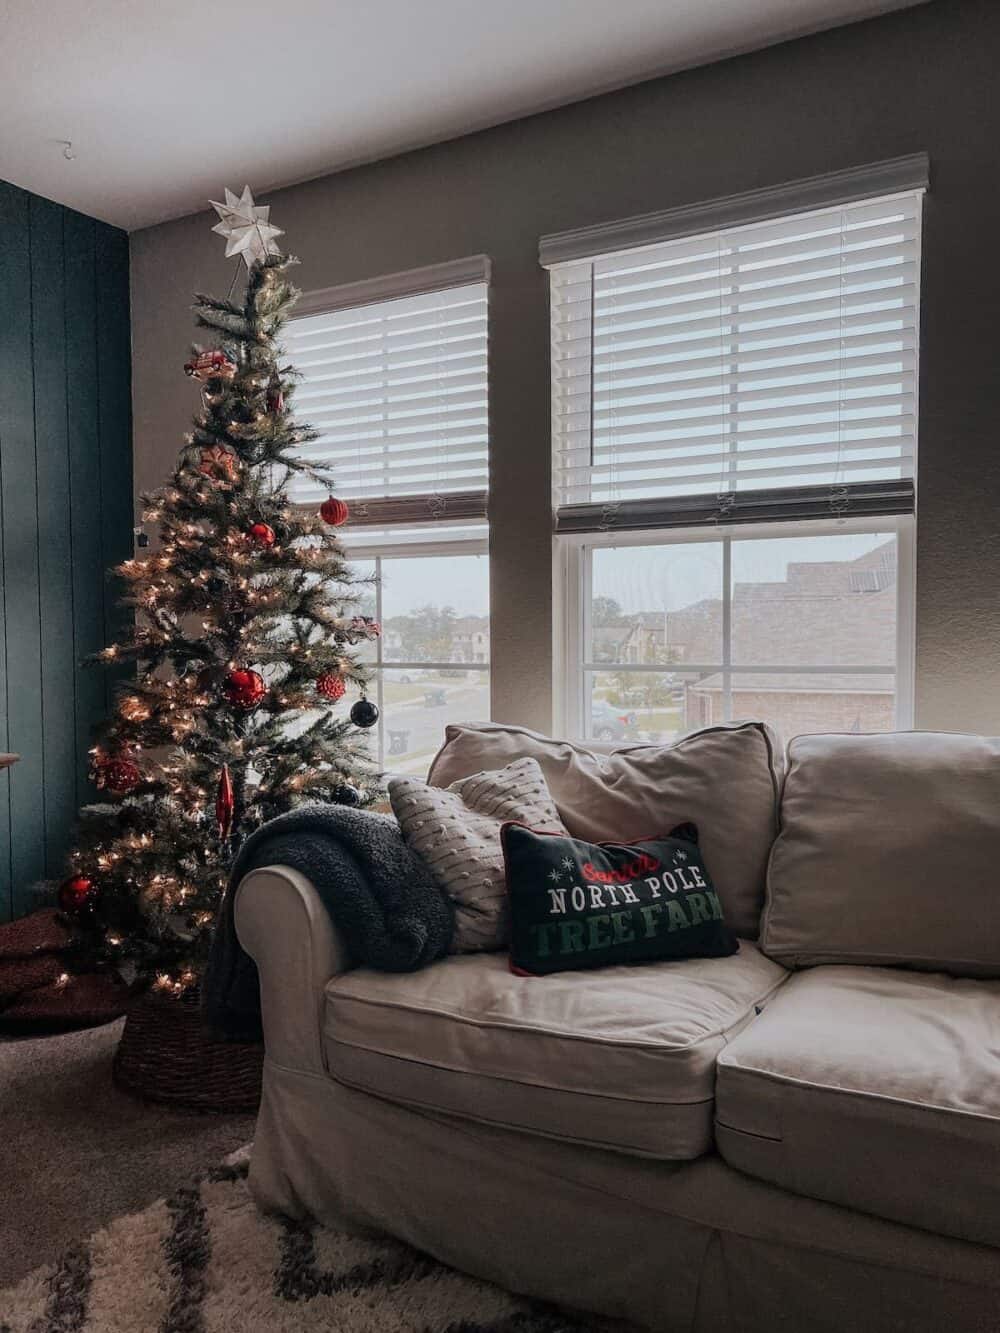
[[593, 530, 892, 614], [346, 531, 891, 619]]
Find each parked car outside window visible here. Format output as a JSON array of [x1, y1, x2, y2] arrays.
[[590, 700, 637, 741]]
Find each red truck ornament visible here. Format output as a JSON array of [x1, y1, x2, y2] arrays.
[[184, 349, 237, 382]]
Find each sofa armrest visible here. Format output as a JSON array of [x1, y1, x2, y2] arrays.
[[234, 864, 353, 1074]]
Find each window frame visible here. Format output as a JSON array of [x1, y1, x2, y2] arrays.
[[554, 513, 915, 742]]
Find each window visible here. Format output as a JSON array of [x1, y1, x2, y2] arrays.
[[285, 259, 491, 773], [561, 521, 910, 744], [546, 157, 925, 743]]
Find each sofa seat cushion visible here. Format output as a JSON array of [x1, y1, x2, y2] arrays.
[[323, 942, 787, 1160], [715, 965, 1000, 1247]]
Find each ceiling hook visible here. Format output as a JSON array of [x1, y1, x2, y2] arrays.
[[61, 140, 76, 161]]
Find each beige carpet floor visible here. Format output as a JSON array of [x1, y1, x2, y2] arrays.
[[0, 1019, 254, 1288]]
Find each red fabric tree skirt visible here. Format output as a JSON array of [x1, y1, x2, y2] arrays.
[[0, 907, 73, 959], [0, 908, 130, 1033]]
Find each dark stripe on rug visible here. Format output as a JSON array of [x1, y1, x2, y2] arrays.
[[446, 1306, 621, 1333], [274, 1218, 320, 1302], [160, 1183, 210, 1333], [275, 1219, 437, 1303], [27, 1242, 91, 1333], [206, 1159, 250, 1185]]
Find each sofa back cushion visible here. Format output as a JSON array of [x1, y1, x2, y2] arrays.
[[428, 721, 783, 939], [762, 731, 1000, 976]]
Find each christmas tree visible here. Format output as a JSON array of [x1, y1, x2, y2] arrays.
[[57, 188, 381, 994]]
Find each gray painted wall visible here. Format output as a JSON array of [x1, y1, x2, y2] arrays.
[[130, 0, 1000, 739], [0, 181, 132, 921]]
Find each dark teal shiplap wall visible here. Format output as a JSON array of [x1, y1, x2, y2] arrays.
[[0, 181, 132, 922]]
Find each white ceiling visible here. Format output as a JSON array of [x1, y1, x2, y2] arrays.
[[0, 0, 923, 232]]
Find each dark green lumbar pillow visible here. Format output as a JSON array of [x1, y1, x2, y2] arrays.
[[501, 821, 738, 976]]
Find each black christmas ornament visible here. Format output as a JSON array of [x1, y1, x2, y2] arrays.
[[333, 783, 362, 807], [349, 698, 379, 729]]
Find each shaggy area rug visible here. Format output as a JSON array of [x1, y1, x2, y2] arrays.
[[0, 1155, 614, 1333]]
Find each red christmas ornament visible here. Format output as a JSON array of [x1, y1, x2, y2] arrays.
[[247, 522, 276, 548], [316, 672, 346, 702], [198, 445, 239, 484], [222, 668, 266, 710], [320, 495, 349, 526], [216, 764, 235, 840], [98, 756, 142, 795], [58, 875, 95, 915], [184, 349, 237, 382]]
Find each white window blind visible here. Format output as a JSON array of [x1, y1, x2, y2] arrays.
[[548, 189, 922, 531], [284, 278, 488, 535]]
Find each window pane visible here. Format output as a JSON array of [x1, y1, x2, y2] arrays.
[[380, 553, 489, 664], [586, 670, 685, 745], [589, 542, 723, 666], [721, 672, 896, 740], [381, 666, 490, 777], [577, 526, 903, 744], [731, 532, 896, 667]]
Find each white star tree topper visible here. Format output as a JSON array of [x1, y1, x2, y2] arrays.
[[209, 186, 284, 268]]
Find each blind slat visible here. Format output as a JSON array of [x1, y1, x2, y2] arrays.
[[555, 357, 913, 412], [557, 213, 922, 299], [554, 299, 917, 367], [583, 374, 914, 426], [288, 331, 487, 377], [551, 189, 921, 515], [294, 374, 486, 417], [559, 419, 915, 470], [555, 332, 917, 400], [586, 246, 918, 317], [297, 448, 489, 481], [557, 324, 918, 381], [561, 435, 913, 476], [559, 452, 912, 496]]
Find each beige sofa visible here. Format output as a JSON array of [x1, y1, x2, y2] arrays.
[[235, 722, 1000, 1333]]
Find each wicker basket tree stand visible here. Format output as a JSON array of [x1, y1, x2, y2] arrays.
[[112, 985, 262, 1114]]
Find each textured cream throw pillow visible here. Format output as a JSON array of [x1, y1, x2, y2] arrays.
[[389, 757, 566, 952]]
